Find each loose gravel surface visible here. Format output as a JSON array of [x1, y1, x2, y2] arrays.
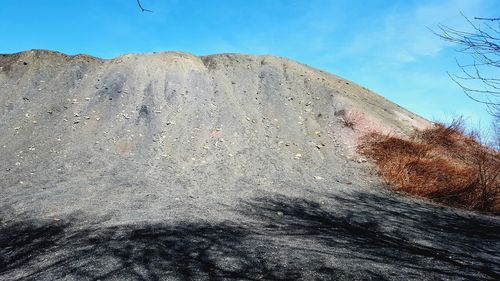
[[0, 50, 499, 280]]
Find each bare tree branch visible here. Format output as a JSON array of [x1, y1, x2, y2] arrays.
[[137, 0, 153, 12], [433, 14, 500, 120], [475, 17, 500, 21]]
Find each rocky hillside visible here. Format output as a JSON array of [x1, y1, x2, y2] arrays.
[[0, 50, 428, 222], [1, 50, 498, 281]]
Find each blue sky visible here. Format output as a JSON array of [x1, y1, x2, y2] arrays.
[[1, 0, 498, 132]]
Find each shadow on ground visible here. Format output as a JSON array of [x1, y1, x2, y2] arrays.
[[1, 191, 499, 280]]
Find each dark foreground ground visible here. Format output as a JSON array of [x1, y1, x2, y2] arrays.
[[1, 189, 499, 281]]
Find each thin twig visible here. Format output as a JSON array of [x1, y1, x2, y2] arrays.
[[137, 0, 153, 12], [474, 17, 500, 21]]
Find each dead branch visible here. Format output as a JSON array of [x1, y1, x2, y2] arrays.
[[137, 0, 153, 12], [433, 14, 500, 119]]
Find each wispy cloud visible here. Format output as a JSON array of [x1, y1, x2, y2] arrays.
[[337, 0, 486, 65]]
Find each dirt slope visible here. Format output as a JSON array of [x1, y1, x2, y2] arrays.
[[0, 50, 498, 280]]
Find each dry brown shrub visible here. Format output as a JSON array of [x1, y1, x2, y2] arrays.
[[417, 118, 465, 145], [360, 133, 429, 160], [359, 119, 500, 213]]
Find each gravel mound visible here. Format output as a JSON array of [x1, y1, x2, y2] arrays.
[[0, 50, 498, 280]]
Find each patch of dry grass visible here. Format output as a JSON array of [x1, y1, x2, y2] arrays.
[[358, 119, 500, 213], [335, 109, 364, 130]]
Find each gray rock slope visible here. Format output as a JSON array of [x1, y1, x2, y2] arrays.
[[0, 50, 499, 280]]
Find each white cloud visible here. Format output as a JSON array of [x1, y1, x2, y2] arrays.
[[338, 0, 487, 64]]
